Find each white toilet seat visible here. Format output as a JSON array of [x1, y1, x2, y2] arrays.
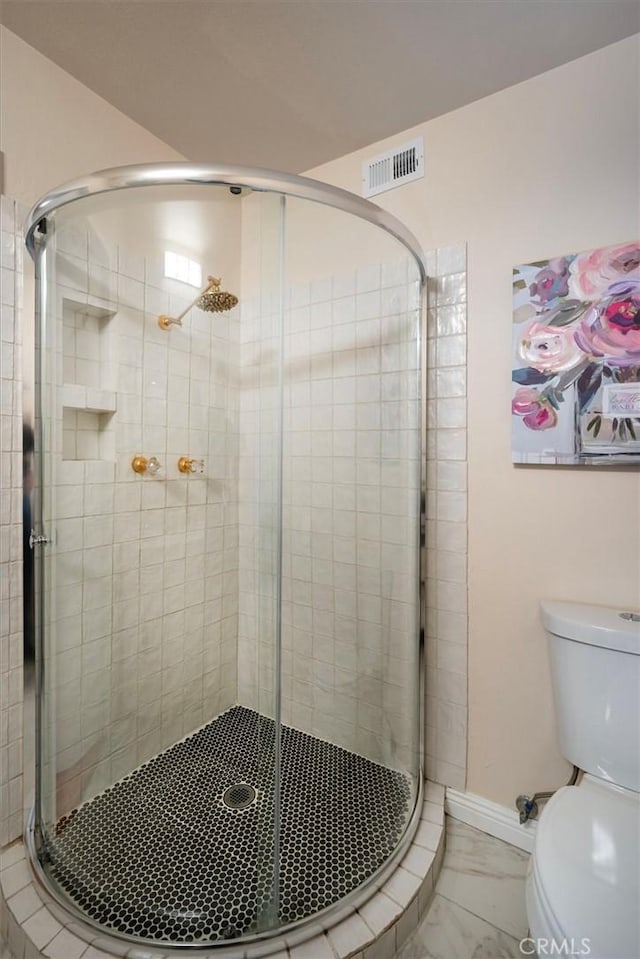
[[526, 777, 640, 959]]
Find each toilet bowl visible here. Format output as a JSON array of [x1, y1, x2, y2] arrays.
[[526, 777, 640, 958], [527, 602, 640, 959]]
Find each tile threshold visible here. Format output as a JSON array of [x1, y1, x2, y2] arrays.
[[0, 784, 445, 959]]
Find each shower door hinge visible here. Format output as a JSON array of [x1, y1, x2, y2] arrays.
[[29, 530, 50, 549], [33, 218, 48, 248]]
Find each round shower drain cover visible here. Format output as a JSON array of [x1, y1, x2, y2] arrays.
[[222, 783, 257, 810]]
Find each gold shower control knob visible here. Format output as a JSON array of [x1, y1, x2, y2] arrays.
[[131, 455, 162, 475], [178, 457, 204, 474]]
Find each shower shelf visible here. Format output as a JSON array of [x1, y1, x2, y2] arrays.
[[61, 295, 117, 459], [62, 384, 117, 413], [62, 384, 116, 461], [62, 383, 117, 413]]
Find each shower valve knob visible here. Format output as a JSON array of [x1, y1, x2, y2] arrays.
[[178, 457, 204, 474], [131, 455, 162, 475]]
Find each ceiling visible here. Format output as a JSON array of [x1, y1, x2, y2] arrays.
[[1, 0, 638, 173]]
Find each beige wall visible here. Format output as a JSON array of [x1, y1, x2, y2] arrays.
[[0, 26, 183, 206], [306, 35, 640, 807]]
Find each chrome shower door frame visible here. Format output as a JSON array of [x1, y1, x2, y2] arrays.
[[22, 163, 428, 952]]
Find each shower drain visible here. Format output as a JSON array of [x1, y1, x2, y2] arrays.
[[222, 783, 257, 810]]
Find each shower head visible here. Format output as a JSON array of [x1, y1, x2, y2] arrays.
[[158, 275, 238, 330], [197, 277, 238, 313]]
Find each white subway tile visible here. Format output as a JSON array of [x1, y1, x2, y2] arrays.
[[436, 334, 466, 368], [437, 490, 467, 524], [436, 396, 467, 430], [436, 428, 466, 461]]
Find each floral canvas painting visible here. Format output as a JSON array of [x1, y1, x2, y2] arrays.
[[512, 241, 640, 464]]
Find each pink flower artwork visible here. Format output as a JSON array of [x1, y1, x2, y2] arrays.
[[512, 241, 640, 464]]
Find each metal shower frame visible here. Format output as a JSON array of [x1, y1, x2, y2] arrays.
[[22, 162, 429, 955]]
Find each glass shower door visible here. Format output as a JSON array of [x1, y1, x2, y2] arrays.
[[32, 185, 287, 944], [34, 207, 125, 918]]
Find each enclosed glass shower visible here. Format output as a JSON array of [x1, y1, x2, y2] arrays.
[[24, 165, 425, 949]]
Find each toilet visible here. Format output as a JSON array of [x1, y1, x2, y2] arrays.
[[526, 601, 640, 959]]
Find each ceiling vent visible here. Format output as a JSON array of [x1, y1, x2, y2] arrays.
[[362, 137, 424, 198]]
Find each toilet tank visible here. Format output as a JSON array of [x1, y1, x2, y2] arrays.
[[541, 601, 640, 793]]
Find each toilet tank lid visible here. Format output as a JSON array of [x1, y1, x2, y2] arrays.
[[541, 601, 640, 655]]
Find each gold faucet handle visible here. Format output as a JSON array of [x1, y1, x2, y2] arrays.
[[178, 457, 204, 474], [132, 455, 162, 475]]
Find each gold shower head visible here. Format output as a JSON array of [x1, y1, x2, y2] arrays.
[[158, 275, 238, 330], [197, 277, 238, 313]]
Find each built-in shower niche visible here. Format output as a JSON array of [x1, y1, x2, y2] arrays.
[[61, 296, 116, 461]]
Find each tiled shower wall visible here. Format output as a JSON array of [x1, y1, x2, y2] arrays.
[[237, 259, 422, 772], [39, 219, 240, 814], [0, 197, 25, 847], [424, 245, 469, 790]]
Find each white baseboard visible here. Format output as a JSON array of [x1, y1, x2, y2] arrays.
[[445, 787, 537, 853]]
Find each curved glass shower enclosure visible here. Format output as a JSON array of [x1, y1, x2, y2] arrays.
[[24, 165, 425, 949]]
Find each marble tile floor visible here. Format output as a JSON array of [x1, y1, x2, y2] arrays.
[[397, 817, 530, 959]]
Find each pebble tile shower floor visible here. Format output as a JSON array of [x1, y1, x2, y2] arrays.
[[45, 707, 411, 944]]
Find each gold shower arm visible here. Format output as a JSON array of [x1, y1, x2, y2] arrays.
[[158, 276, 220, 330]]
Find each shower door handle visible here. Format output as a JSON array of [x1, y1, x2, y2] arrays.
[[29, 530, 51, 549]]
